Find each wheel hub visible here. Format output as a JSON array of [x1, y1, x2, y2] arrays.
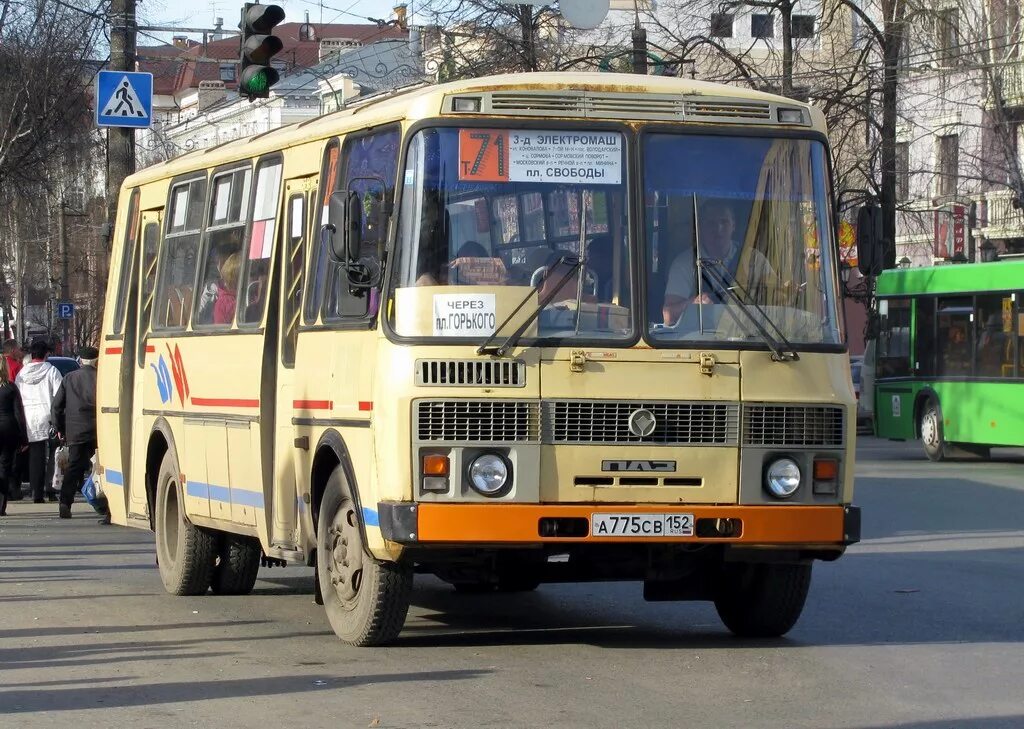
[[327, 505, 363, 604], [922, 410, 938, 447]]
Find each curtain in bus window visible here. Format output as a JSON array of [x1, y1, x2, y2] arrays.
[[239, 160, 282, 325], [975, 294, 1014, 378], [195, 167, 252, 327], [323, 128, 399, 321], [155, 177, 207, 329], [936, 297, 973, 377]]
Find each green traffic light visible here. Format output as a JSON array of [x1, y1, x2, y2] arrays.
[[244, 70, 269, 94]]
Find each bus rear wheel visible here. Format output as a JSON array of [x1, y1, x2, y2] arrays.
[[316, 468, 412, 646], [154, 451, 216, 596], [211, 534, 261, 595], [714, 562, 811, 638], [920, 399, 947, 462]]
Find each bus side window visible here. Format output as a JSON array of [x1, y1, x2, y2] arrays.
[[877, 298, 911, 378], [323, 125, 399, 322], [239, 157, 283, 326], [194, 165, 252, 328], [137, 222, 162, 368], [154, 177, 207, 330], [305, 140, 339, 324], [975, 294, 1014, 378], [112, 189, 140, 336], [282, 193, 305, 368]]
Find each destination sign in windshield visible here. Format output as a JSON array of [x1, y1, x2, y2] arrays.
[[458, 129, 622, 185]]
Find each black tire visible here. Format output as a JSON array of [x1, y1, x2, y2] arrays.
[[919, 398, 947, 462], [316, 467, 412, 646], [211, 534, 262, 595], [154, 451, 216, 596], [714, 562, 812, 638]]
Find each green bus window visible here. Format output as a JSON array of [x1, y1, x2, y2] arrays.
[[975, 294, 1015, 378], [915, 297, 936, 376], [878, 298, 912, 378], [936, 297, 973, 377]]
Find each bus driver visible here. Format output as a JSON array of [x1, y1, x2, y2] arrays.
[[662, 200, 773, 326]]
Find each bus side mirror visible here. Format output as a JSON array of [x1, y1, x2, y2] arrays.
[[856, 204, 884, 276], [328, 190, 362, 262]]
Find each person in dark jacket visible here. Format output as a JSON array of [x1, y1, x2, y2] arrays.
[[0, 356, 28, 516], [51, 345, 98, 519]]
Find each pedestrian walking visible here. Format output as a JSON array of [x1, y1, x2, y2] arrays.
[[51, 345, 99, 520], [0, 356, 28, 516], [3, 339, 24, 382], [15, 339, 63, 503]]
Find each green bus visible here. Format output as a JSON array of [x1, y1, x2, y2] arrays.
[[872, 259, 1024, 460]]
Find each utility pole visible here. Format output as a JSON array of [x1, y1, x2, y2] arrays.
[[879, 0, 906, 271], [631, 12, 647, 75], [106, 0, 137, 244], [57, 200, 69, 353]]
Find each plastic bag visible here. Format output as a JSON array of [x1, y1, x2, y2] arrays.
[[51, 445, 69, 494], [82, 473, 106, 513]]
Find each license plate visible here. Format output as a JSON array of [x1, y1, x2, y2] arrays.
[[591, 513, 694, 537]]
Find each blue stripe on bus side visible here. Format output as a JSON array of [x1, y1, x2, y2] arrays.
[[362, 507, 379, 527], [105, 469, 124, 486], [185, 481, 264, 508]]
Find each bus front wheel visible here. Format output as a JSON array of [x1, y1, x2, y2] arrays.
[[211, 534, 261, 595], [316, 468, 412, 646], [154, 451, 217, 596], [920, 399, 947, 462], [714, 562, 811, 638]]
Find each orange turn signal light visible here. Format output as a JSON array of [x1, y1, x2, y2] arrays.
[[813, 458, 838, 481], [422, 454, 450, 477]]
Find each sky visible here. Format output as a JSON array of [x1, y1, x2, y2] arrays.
[[139, 0, 408, 45]]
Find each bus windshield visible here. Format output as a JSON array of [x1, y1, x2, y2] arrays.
[[393, 126, 633, 341], [644, 134, 841, 346]]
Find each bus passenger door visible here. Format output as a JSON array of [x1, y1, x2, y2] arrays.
[[270, 178, 315, 551], [128, 211, 163, 520]]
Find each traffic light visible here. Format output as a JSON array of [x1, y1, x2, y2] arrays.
[[239, 3, 285, 100]]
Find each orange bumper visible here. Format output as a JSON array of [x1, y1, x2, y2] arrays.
[[376, 503, 860, 546]]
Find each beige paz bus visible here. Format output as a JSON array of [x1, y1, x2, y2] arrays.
[[96, 72, 860, 646]]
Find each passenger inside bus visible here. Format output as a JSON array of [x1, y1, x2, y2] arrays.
[[212, 253, 241, 325], [196, 231, 244, 325]]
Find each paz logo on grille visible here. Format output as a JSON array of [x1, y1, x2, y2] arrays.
[[627, 408, 658, 437]]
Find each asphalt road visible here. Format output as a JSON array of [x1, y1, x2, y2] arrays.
[[2, 438, 1023, 729]]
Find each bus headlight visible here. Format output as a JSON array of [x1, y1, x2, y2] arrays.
[[765, 458, 801, 498], [467, 453, 509, 496]]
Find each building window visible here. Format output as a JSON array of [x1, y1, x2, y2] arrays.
[[792, 15, 815, 39], [937, 8, 959, 60], [710, 13, 734, 38], [219, 63, 236, 82], [895, 142, 910, 201], [752, 14, 774, 38], [937, 134, 958, 197]]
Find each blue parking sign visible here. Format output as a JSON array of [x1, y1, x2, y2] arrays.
[[96, 71, 153, 129], [57, 302, 74, 320]]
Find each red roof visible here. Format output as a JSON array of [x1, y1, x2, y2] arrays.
[[138, 22, 407, 96]]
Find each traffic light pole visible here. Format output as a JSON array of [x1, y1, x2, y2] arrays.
[[106, 0, 137, 245], [58, 201, 69, 353]]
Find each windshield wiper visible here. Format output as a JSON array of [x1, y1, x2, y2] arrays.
[[697, 259, 799, 362], [476, 254, 584, 358]]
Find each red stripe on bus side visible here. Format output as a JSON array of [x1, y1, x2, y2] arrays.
[[294, 399, 333, 410], [105, 347, 123, 355], [190, 397, 260, 408], [358, 401, 373, 411], [144, 345, 156, 353]]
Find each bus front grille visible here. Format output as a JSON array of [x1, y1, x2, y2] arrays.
[[542, 400, 740, 446], [416, 359, 526, 387], [742, 404, 845, 447], [416, 400, 540, 443]]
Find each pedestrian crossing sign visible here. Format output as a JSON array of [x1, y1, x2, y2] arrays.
[[96, 70, 153, 128]]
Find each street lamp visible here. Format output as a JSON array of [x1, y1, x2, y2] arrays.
[[898, 256, 911, 269]]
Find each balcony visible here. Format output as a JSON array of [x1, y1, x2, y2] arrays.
[[982, 189, 1024, 239], [991, 62, 1024, 108]]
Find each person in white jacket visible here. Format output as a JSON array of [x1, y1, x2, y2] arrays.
[[15, 339, 63, 503]]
